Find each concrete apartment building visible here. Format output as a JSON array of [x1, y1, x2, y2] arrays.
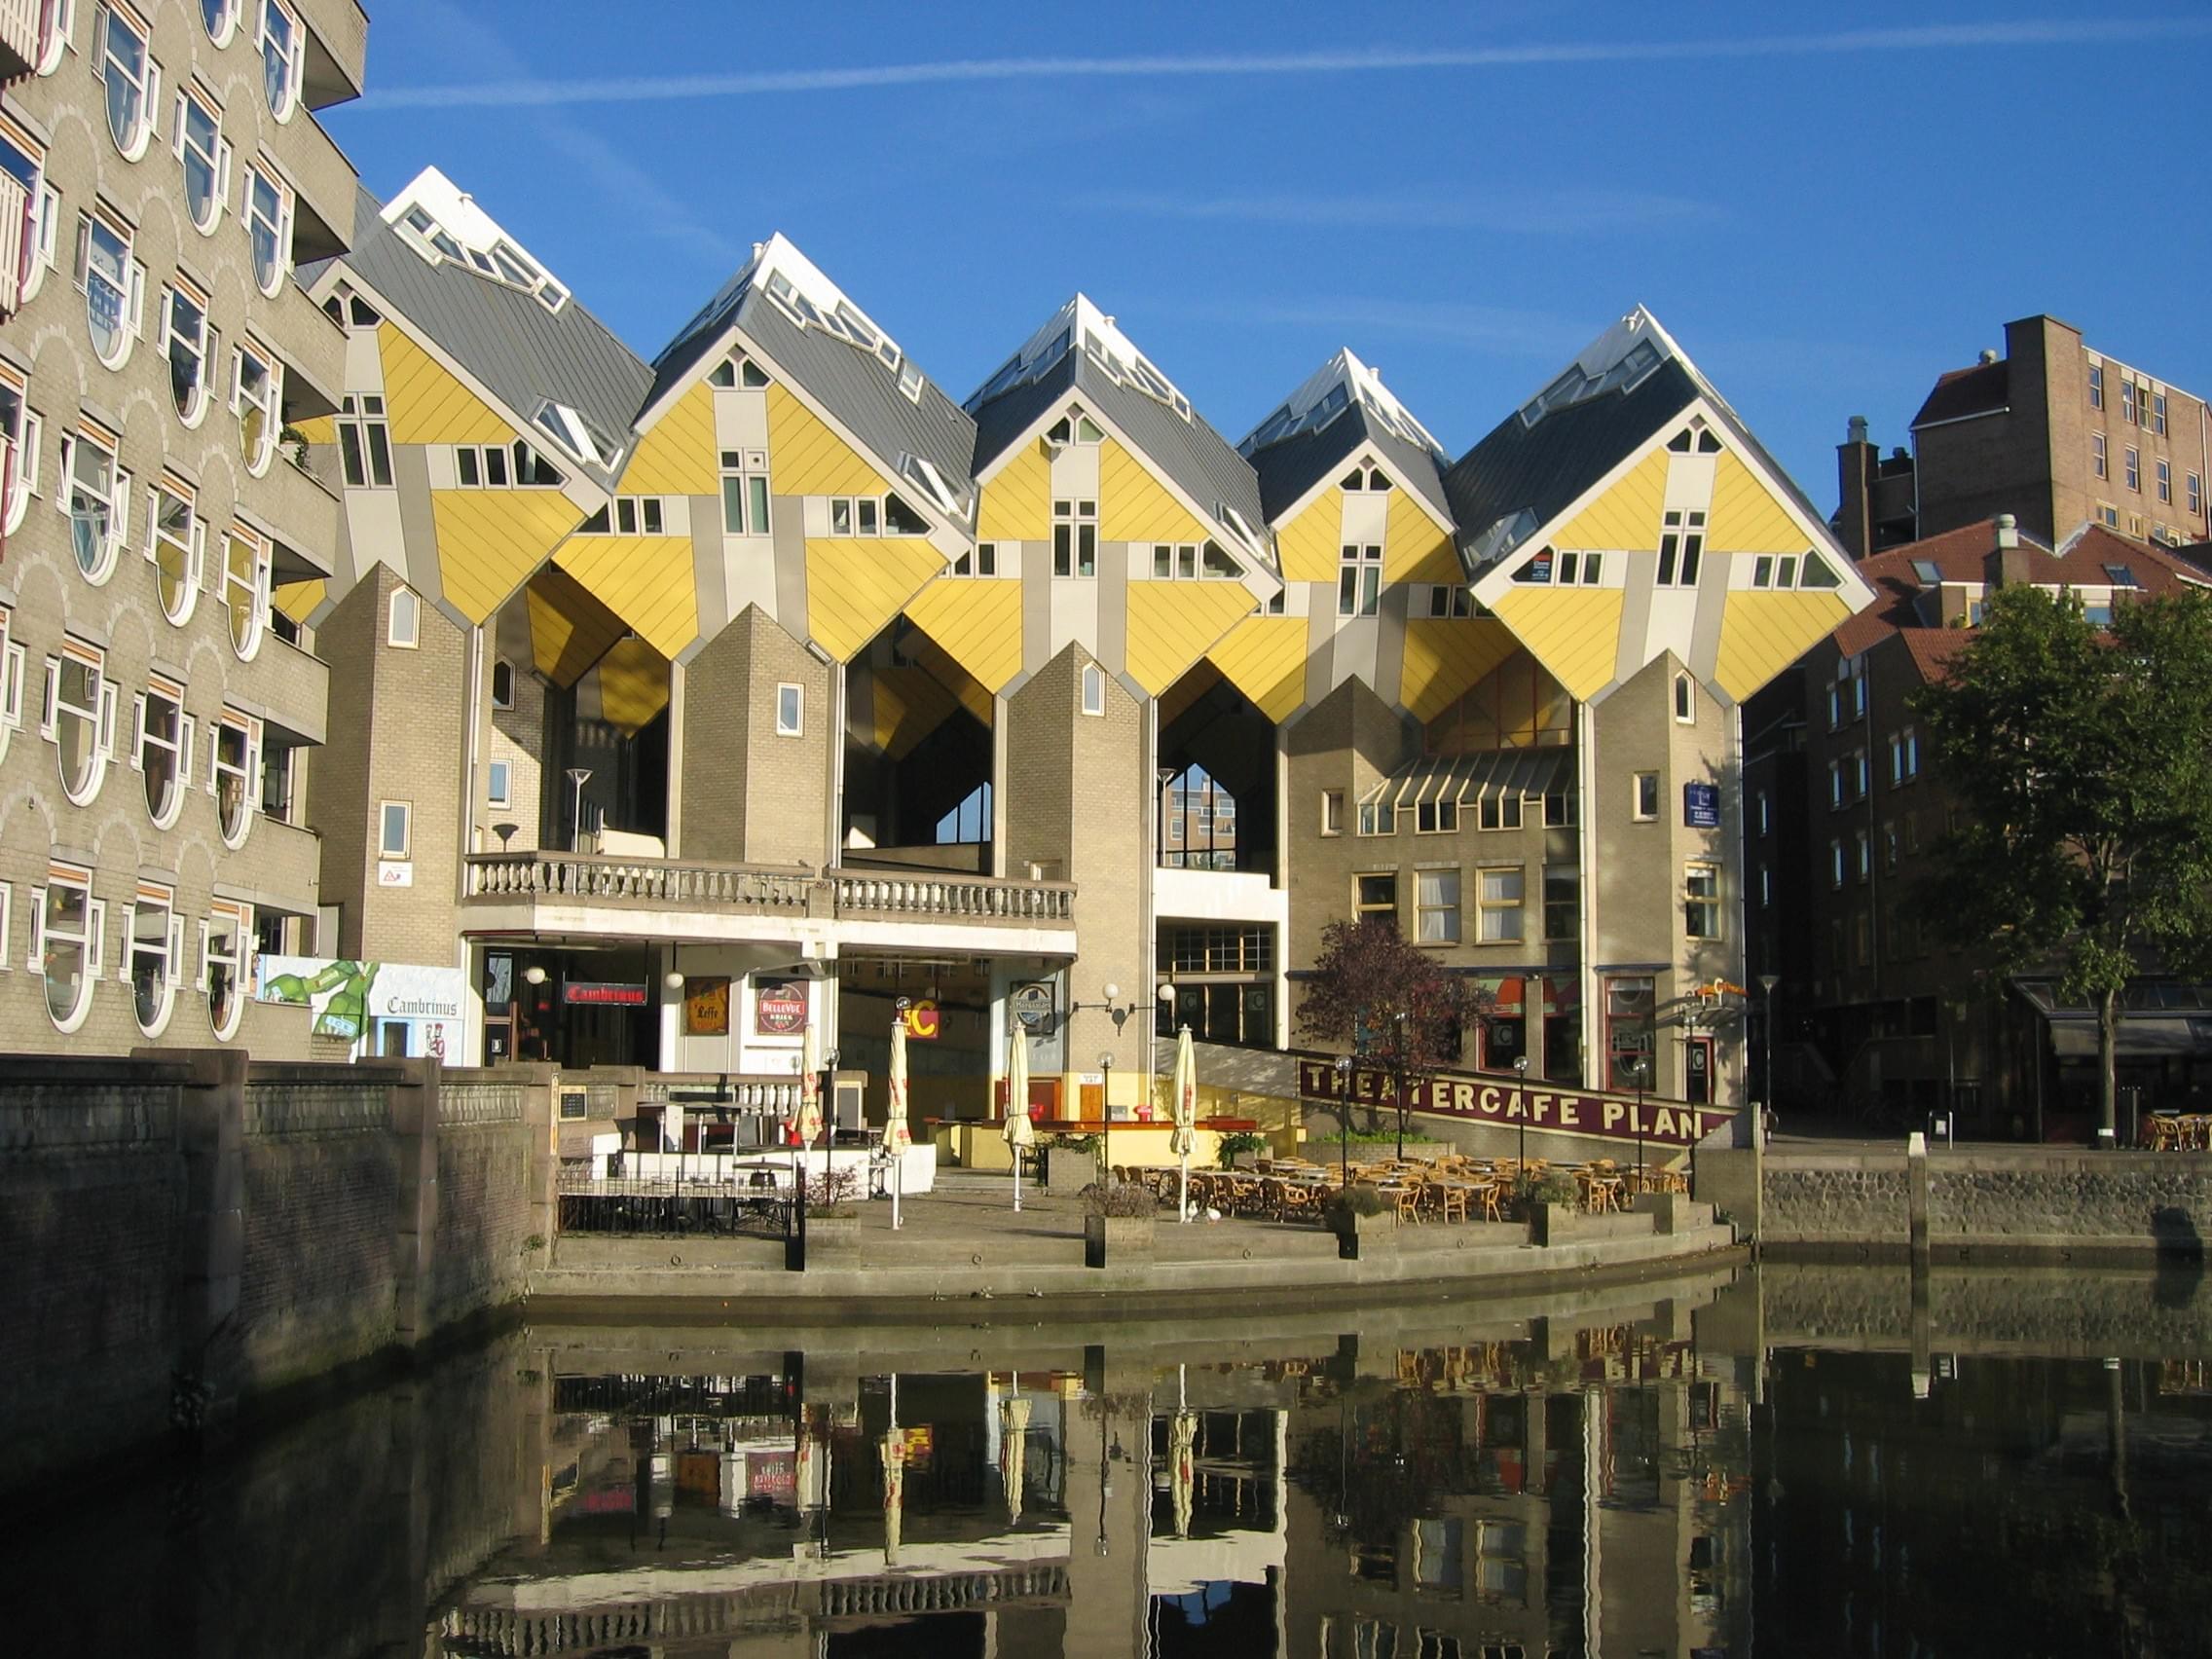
[[1745, 514, 2212, 1136], [280, 165, 1868, 1122], [0, 0, 362, 1054], [1835, 313, 2212, 560]]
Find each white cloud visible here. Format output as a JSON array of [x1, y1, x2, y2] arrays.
[[1077, 188, 1722, 236]]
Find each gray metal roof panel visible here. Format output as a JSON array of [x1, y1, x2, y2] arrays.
[[966, 353, 1077, 480], [1069, 352, 1269, 552], [334, 185, 652, 488], [1247, 402, 1453, 528]]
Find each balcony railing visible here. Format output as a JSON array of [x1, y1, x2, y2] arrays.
[[0, 170, 27, 318], [463, 853, 1075, 930], [0, 0, 43, 82]]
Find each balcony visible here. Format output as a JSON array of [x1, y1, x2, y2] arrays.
[[249, 449, 342, 579], [0, 0, 41, 82], [277, 110, 359, 268], [241, 816, 322, 916], [461, 853, 1077, 954], [0, 169, 25, 318], [234, 633, 328, 746], [298, 0, 369, 111]]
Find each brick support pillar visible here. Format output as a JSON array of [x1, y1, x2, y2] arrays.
[[390, 1057, 441, 1348], [166, 1045, 248, 1420]]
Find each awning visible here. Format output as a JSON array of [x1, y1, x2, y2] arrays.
[[1356, 747, 1574, 809], [2048, 1018, 2212, 1059]]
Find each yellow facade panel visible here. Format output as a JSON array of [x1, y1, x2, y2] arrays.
[[1491, 587, 1626, 702], [1553, 445, 1669, 551], [379, 325, 513, 446], [1708, 451, 1815, 555], [765, 383, 894, 500], [1123, 580, 1255, 696], [291, 415, 335, 446], [803, 536, 945, 663], [1399, 618, 1521, 723], [554, 534, 701, 660], [526, 567, 630, 686], [1384, 492, 1459, 585], [273, 578, 325, 625], [903, 578, 1025, 694], [429, 488, 587, 624], [1275, 487, 1343, 582], [620, 382, 718, 497], [1714, 590, 1854, 703], [1206, 615, 1309, 722], [907, 632, 995, 728], [593, 636, 672, 734], [869, 665, 965, 759], [978, 441, 1051, 542], [1099, 440, 1208, 546]]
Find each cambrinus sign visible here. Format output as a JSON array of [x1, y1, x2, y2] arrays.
[[1296, 1058, 1733, 1149]]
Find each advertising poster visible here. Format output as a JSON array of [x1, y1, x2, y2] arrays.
[[258, 956, 469, 1060]]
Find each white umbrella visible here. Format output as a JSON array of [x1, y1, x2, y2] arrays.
[[1171, 1024, 1199, 1224], [881, 1429, 905, 1566], [886, 1015, 911, 1231], [1001, 1395, 1030, 1526], [1170, 1409, 1198, 1539], [1004, 1015, 1034, 1211], [796, 1021, 825, 1201]]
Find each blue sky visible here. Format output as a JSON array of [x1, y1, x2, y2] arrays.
[[327, 2, 2212, 510]]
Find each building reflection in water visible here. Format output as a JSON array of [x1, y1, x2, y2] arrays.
[[436, 1311, 1752, 1659]]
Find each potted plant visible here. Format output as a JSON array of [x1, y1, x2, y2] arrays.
[[1083, 1180, 1157, 1268], [802, 1167, 862, 1262], [1522, 1170, 1583, 1246], [1324, 1185, 1391, 1259], [1216, 1129, 1269, 1169], [1043, 1131, 1101, 1195]]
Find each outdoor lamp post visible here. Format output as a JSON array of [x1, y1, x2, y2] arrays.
[[1513, 1053, 1530, 1171], [1334, 1054, 1354, 1188], [1758, 974, 1781, 1142], [1099, 1051, 1115, 1180], [1391, 1010, 1411, 1160]]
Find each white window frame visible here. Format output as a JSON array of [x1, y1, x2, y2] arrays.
[[2157, 458, 2172, 504], [43, 638, 117, 807], [1352, 871, 1397, 923], [950, 541, 999, 578], [159, 276, 213, 427], [1416, 867, 1461, 944], [578, 492, 663, 529], [76, 208, 146, 371], [718, 449, 769, 535], [34, 0, 73, 76], [1674, 671, 1695, 722], [335, 393, 393, 489], [210, 713, 260, 848], [94, 1, 161, 162], [1475, 794, 1521, 831], [1631, 771, 1659, 822], [32, 862, 103, 1036], [775, 682, 803, 737], [223, 525, 270, 659], [232, 340, 278, 476], [202, 899, 249, 1040], [490, 657, 514, 709], [1416, 797, 1460, 834], [1357, 800, 1396, 836], [1657, 509, 1705, 586], [1684, 862, 1721, 940], [1476, 866, 1524, 944], [2125, 445, 2141, 494], [387, 584, 420, 648], [1079, 663, 1104, 718], [1320, 789, 1344, 836], [126, 881, 181, 1038], [202, 0, 239, 46], [147, 471, 205, 626], [1338, 542, 1382, 617], [171, 81, 232, 237], [133, 675, 193, 830], [487, 757, 511, 808], [0, 365, 39, 537], [1830, 839, 1845, 890], [1052, 498, 1097, 578], [259, 0, 304, 122], [242, 161, 293, 296], [379, 797, 411, 858], [59, 422, 129, 584], [2092, 431, 2107, 480]]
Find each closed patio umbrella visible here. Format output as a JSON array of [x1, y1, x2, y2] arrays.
[[1170, 1408, 1198, 1539], [796, 1021, 825, 1198], [1005, 1015, 1034, 1211], [1171, 1024, 1198, 1223], [1001, 1394, 1030, 1526], [886, 1015, 911, 1230], [881, 1429, 905, 1566]]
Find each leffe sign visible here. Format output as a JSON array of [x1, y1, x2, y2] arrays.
[[1296, 1058, 1734, 1149]]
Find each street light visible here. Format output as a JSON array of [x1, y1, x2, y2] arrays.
[[1391, 1010, 1411, 1161], [1758, 974, 1781, 1143], [1513, 1053, 1530, 1173], [1099, 1051, 1116, 1181], [1334, 1054, 1354, 1188]]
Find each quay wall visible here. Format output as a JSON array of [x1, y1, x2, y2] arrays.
[[0, 1052, 557, 1494]]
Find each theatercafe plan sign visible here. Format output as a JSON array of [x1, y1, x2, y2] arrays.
[[1297, 1058, 1734, 1149]]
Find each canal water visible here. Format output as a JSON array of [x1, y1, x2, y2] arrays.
[[15, 1264, 2212, 1657]]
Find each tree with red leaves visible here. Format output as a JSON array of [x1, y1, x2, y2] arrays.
[[1297, 917, 1490, 1158]]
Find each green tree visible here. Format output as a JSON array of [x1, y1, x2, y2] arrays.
[[1913, 584, 2212, 1141], [1297, 917, 1489, 1157]]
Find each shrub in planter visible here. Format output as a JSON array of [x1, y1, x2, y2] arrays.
[[1216, 1130, 1269, 1169], [1083, 1181, 1159, 1218], [1082, 1181, 1157, 1267], [1324, 1185, 1392, 1259]]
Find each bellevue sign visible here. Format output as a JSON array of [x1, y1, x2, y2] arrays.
[[1296, 1058, 1732, 1149]]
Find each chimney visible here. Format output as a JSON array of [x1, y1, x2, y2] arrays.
[[1978, 349, 2000, 366], [1995, 512, 2019, 550], [1988, 512, 2035, 588], [1847, 415, 1869, 446], [1835, 416, 1879, 562]]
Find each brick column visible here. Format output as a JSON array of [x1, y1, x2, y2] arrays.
[[167, 1045, 248, 1420], [390, 1056, 441, 1347]]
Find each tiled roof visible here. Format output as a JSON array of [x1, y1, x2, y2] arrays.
[[1832, 517, 2209, 677], [1910, 360, 2009, 429]]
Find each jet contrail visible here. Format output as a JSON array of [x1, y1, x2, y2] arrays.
[[362, 19, 2212, 111]]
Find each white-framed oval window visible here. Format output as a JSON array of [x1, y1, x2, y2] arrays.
[[0, 608, 22, 768], [174, 85, 230, 236], [37, 866, 100, 1034], [33, 0, 72, 77], [80, 211, 142, 370], [60, 424, 127, 583], [202, 0, 238, 47], [136, 676, 192, 828], [259, 0, 301, 121], [243, 164, 290, 296], [223, 526, 269, 659], [233, 343, 276, 476], [151, 475, 204, 624], [46, 640, 115, 805], [99, 4, 158, 161], [128, 883, 179, 1037], [0, 364, 40, 538], [164, 279, 212, 425], [211, 712, 258, 847], [203, 900, 249, 1040]]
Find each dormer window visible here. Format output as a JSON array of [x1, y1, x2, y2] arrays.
[[706, 353, 772, 390], [533, 400, 610, 467], [1338, 464, 1393, 492], [1047, 407, 1104, 446], [396, 198, 571, 313], [1667, 417, 1723, 454]]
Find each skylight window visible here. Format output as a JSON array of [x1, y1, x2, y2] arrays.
[[392, 189, 571, 314], [2103, 563, 2140, 588], [900, 453, 965, 518], [1519, 335, 1666, 428], [1910, 559, 1943, 584], [533, 399, 614, 469]]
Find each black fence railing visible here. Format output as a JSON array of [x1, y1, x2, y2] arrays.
[[556, 1175, 793, 1239]]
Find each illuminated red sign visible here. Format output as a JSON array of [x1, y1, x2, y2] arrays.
[[565, 981, 647, 1007]]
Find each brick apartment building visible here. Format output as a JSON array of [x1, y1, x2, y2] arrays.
[[1836, 313, 2211, 559], [0, 0, 363, 1054]]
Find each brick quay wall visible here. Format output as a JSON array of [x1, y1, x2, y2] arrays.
[[0, 1053, 555, 1494]]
